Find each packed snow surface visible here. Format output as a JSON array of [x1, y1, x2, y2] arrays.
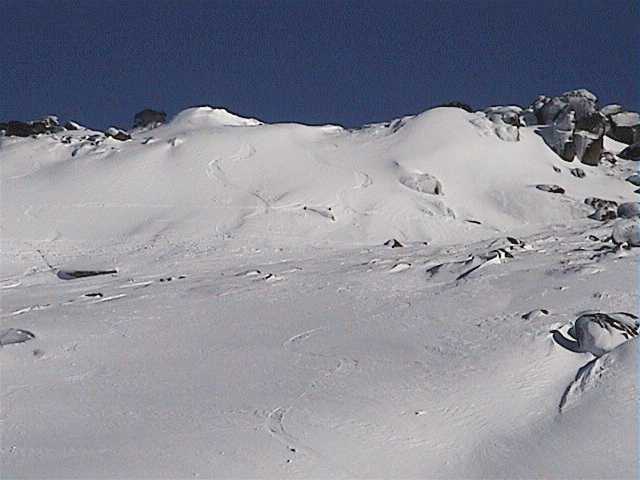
[[1, 106, 637, 478]]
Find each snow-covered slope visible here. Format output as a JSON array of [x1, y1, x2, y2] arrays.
[[1, 106, 634, 254], [1, 104, 638, 478]]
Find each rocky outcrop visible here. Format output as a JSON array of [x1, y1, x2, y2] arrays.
[[534, 90, 606, 165], [0, 116, 61, 137], [134, 109, 167, 129], [573, 112, 606, 166]]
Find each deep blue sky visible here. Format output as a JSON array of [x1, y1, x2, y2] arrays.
[[1, 0, 637, 129]]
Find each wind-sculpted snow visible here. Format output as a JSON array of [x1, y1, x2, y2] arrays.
[[1, 101, 638, 477], [2, 105, 635, 251]]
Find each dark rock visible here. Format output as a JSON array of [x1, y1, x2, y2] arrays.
[[549, 107, 576, 161], [584, 197, 618, 210], [1, 116, 61, 137], [57, 269, 118, 280], [134, 109, 167, 129], [536, 184, 565, 194], [105, 127, 131, 141], [63, 121, 81, 130], [384, 239, 404, 248], [570, 168, 586, 178], [563, 89, 598, 121], [608, 112, 640, 144], [619, 143, 640, 161], [617, 202, 640, 219], [574, 112, 606, 165], [436, 101, 474, 113], [2, 121, 35, 137], [588, 208, 617, 221], [626, 174, 640, 186]]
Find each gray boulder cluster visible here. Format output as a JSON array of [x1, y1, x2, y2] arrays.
[[479, 89, 640, 165], [530, 89, 640, 165], [0, 116, 65, 137], [1, 108, 166, 142], [533, 89, 607, 166]]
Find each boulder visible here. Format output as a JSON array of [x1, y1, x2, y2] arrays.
[[584, 197, 618, 210], [600, 104, 624, 116], [133, 109, 167, 129], [562, 89, 598, 121], [612, 220, 640, 247], [536, 184, 565, 194], [626, 174, 640, 186], [588, 208, 617, 221], [538, 96, 567, 124], [105, 127, 131, 141], [608, 112, 640, 144], [573, 112, 606, 165], [549, 107, 576, 161], [570, 167, 586, 178], [619, 142, 640, 161], [617, 202, 640, 219]]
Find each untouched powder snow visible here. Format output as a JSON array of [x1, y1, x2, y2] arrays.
[[0, 105, 638, 478]]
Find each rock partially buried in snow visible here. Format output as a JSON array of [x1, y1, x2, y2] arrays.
[[617, 202, 640, 219], [619, 143, 640, 161], [0, 328, 35, 346], [105, 127, 131, 141], [612, 220, 640, 246], [626, 174, 640, 186], [399, 172, 443, 195], [553, 312, 639, 357], [584, 197, 618, 210], [384, 239, 404, 248], [588, 208, 617, 222], [536, 184, 565, 194], [570, 168, 586, 178], [600, 104, 624, 116]]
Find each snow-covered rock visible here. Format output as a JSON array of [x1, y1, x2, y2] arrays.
[[553, 312, 639, 357], [171, 106, 262, 128], [608, 111, 640, 144], [105, 127, 131, 141], [612, 219, 640, 246]]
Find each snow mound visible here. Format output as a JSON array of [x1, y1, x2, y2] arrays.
[[170, 106, 263, 128]]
